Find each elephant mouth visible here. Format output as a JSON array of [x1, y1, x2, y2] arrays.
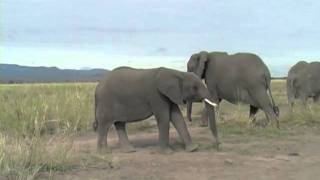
[[185, 97, 200, 104], [184, 98, 216, 106]]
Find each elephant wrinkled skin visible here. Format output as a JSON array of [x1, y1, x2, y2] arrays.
[[93, 67, 218, 153], [187, 51, 279, 128], [287, 61, 320, 108]]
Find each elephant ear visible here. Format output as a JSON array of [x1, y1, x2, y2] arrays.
[[187, 54, 198, 72], [156, 69, 184, 105], [196, 51, 209, 78]]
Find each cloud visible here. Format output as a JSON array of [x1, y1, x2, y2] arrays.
[[2, 0, 320, 76]]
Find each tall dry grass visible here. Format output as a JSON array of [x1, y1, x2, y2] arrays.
[[0, 83, 113, 179], [0, 80, 319, 179]]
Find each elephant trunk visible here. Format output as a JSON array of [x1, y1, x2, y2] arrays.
[[187, 101, 193, 122], [204, 99, 220, 150]]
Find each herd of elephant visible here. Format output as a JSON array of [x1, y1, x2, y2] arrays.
[[93, 51, 320, 154]]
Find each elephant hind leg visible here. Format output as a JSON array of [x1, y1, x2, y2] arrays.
[[114, 121, 136, 153], [249, 88, 279, 128], [96, 107, 112, 152], [249, 105, 259, 124], [152, 104, 173, 153], [97, 121, 112, 152], [287, 80, 295, 110]]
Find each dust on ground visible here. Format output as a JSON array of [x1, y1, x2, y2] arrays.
[[40, 122, 320, 180]]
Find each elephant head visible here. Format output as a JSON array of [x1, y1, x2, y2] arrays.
[[187, 51, 209, 79], [156, 68, 214, 105], [187, 51, 211, 122], [187, 51, 229, 79], [156, 68, 219, 149], [187, 51, 228, 149]]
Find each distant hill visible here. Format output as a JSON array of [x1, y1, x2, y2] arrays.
[[0, 64, 109, 83]]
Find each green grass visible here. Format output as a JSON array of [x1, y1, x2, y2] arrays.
[[1, 80, 320, 179]]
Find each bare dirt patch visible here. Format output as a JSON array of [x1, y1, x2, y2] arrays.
[[41, 123, 320, 180]]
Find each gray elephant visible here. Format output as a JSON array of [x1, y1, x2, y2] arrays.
[[187, 51, 279, 128], [93, 67, 218, 153], [287, 61, 320, 107]]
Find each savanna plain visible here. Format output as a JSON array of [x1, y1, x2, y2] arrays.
[[1, 80, 320, 180]]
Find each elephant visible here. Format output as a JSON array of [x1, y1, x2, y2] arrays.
[[287, 61, 320, 107], [187, 51, 279, 128], [93, 66, 218, 153]]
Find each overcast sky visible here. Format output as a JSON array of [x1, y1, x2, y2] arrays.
[[1, 0, 320, 76]]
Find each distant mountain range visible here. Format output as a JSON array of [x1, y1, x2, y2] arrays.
[[0, 64, 109, 83]]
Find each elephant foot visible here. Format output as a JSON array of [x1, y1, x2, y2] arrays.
[[120, 145, 136, 153], [185, 143, 199, 152], [159, 146, 174, 154]]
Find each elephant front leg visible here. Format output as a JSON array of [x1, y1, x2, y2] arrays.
[[154, 109, 173, 154], [170, 104, 199, 152]]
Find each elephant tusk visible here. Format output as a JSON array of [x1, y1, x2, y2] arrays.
[[204, 99, 217, 107], [201, 81, 207, 87]]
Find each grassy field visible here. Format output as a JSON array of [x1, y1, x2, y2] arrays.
[[1, 80, 320, 179]]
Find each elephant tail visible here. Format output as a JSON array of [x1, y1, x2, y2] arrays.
[[268, 86, 276, 108], [265, 76, 279, 116]]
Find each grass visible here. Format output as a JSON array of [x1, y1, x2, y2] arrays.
[[0, 132, 114, 180], [0, 80, 320, 179], [0, 83, 96, 137], [0, 83, 114, 180], [0, 133, 71, 180], [190, 80, 320, 139]]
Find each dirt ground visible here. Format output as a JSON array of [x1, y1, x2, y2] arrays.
[[41, 122, 320, 180]]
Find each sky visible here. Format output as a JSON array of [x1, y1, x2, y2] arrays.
[[1, 0, 320, 76]]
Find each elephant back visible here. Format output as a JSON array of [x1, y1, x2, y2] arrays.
[[228, 53, 270, 83], [288, 61, 308, 75], [287, 61, 309, 85]]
